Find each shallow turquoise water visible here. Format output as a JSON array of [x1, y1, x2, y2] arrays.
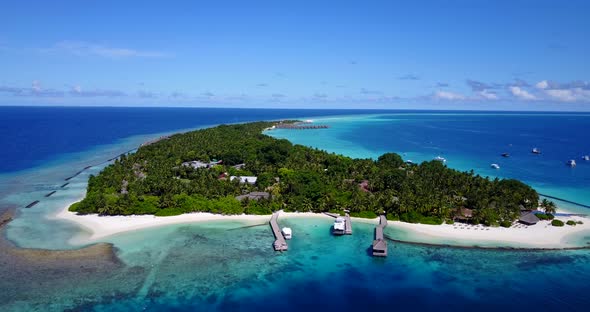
[[2, 110, 590, 311], [7, 217, 588, 311]]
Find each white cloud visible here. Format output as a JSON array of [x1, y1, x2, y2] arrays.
[[533, 80, 590, 102], [535, 80, 549, 89], [49, 41, 170, 58], [69, 85, 126, 97], [509, 86, 536, 100], [544, 88, 590, 102], [31, 80, 41, 92], [478, 90, 498, 100], [433, 90, 466, 100]]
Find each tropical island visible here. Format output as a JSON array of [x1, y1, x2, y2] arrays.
[[70, 121, 553, 228]]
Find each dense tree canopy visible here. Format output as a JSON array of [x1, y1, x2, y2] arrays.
[[70, 121, 539, 225]]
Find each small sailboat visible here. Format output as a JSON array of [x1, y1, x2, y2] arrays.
[[532, 148, 541, 154], [434, 156, 447, 163], [567, 160, 577, 167], [490, 163, 500, 169], [582, 155, 590, 161], [501, 153, 510, 157]]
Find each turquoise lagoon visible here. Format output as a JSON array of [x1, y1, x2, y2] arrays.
[[1, 108, 590, 311]]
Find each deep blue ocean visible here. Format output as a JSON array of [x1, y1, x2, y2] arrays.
[[0, 106, 394, 173], [1, 107, 590, 311], [268, 112, 590, 208]]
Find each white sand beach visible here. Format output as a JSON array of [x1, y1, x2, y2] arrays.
[[387, 215, 590, 249], [54, 206, 268, 241], [55, 202, 590, 249], [54, 204, 332, 241]]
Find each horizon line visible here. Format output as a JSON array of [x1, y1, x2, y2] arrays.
[[1, 105, 590, 114]]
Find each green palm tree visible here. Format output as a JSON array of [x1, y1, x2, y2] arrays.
[[541, 199, 557, 215]]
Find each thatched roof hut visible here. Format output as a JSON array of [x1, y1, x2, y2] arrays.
[[519, 212, 540, 225]]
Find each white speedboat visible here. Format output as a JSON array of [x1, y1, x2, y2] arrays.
[[281, 227, 292, 240], [434, 156, 447, 163], [333, 217, 346, 235], [567, 160, 577, 167], [532, 148, 541, 154], [582, 155, 590, 161], [490, 163, 500, 169]]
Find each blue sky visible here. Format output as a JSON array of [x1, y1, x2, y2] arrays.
[[1, 0, 589, 110]]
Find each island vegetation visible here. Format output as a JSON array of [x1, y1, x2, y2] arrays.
[[71, 121, 541, 226]]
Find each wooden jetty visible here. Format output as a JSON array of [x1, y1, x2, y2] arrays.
[[323, 212, 340, 218], [323, 212, 352, 235], [372, 215, 388, 257], [539, 193, 590, 209], [344, 213, 352, 235], [274, 123, 329, 130], [44, 191, 57, 197], [65, 169, 84, 181], [25, 200, 40, 208], [269, 212, 288, 251]]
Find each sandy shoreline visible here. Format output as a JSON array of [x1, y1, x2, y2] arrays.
[[54, 204, 330, 241], [54, 202, 590, 249], [388, 215, 590, 249]]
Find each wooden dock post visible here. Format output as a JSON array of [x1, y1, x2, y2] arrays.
[[269, 212, 288, 251], [372, 215, 388, 257]]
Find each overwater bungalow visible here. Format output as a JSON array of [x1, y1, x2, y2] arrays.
[[372, 215, 388, 257], [372, 238, 387, 257]]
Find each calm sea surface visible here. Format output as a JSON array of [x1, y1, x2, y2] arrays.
[[1, 107, 589, 311]]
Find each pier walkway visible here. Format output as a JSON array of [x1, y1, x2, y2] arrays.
[[372, 215, 388, 257], [274, 123, 330, 130], [344, 213, 352, 235], [270, 212, 288, 251]]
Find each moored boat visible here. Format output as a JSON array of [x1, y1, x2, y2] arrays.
[[532, 147, 541, 154], [490, 163, 500, 169], [582, 155, 590, 161], [567, 160, 577, 167], [281, 227, 292, 240], [333, 217, 346, 235], [501, 153, 510, 157]]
